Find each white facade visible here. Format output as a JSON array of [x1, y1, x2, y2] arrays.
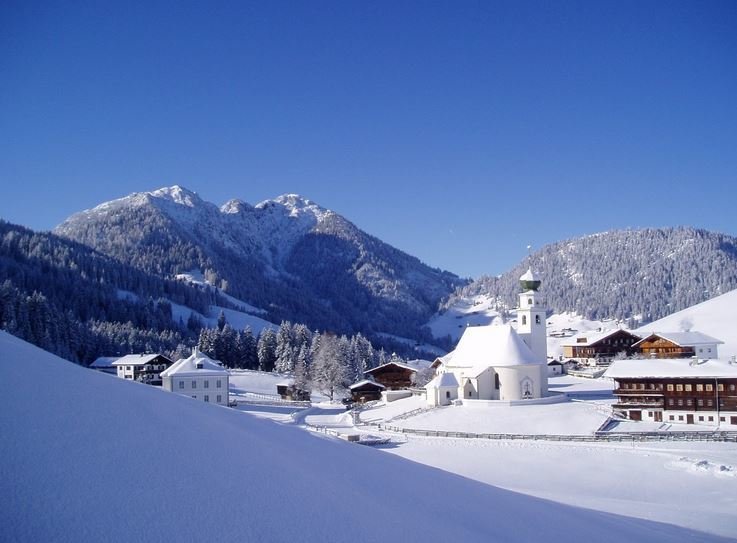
[[113, 354, 172, 384], [161, 348, 229, 406]]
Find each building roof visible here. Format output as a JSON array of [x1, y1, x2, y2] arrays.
[[425, 372, 459, 390], [90, 356, 119, 369], [445, 324, 541, 371], [112, 354, 164, 367], [519, 268, 538, 282], [348, 380, 385, 390], [547, 360, 563, 366], [605, 358, 737, 379], [631, 331, 724, 348], [365, 359, 430, 375], [561, 328, 640, 348], [160, 348, 228, 378]]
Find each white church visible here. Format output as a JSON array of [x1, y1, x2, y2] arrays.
[[425, 269, 549, 406]]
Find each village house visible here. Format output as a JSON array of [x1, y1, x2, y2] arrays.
[[426, 269, 548, 406], [605, 358, 737, 426], [348, 380, 385, 403], [547, 360, 564, 376], [113, 354, 173, 385], [160, 348, 229, 406], [364, 358, 432, 390], [89, 356, 119, 375], [561, 329, 642, 364], [632, 331, 723, 359]]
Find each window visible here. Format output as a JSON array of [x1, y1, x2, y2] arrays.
[[217, 395, 222, 403], [522, 315, 527, 325], [217, 380, 222, 388], [535, 315, 541, 324], [707, 399, 713, 407], [204, 380, 209, 389], [708, 416, 714, 422], [697, 399, 704, 407], [667, 399, 674, 406], [192, 381, 197, 389], [676, 384, 683, 392], [527, 298, 532, 305], [204, 395, 209, 402], [669, 415, 675, 421], [677, 399, 683, 406], [686, 399, 693, 406], [179, 381, 184, 389], [718, 384, 724, 392], [720, 417, 726, 422], [685, 384, 692, 392], [445, 391, 450, 399], [696, 384, 703, 392], [678, 415, 684, 421], [699, 416, 704, 422], [638, 383, 644, 390], [667, 384, 674, 391], [730, 384, 736, 392], [495, 374, 500, 390], [706, 384, 713, 392]]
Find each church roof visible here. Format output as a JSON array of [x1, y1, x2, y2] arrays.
[[446, 325, 542, 369], [519, 268, 537, 282], [425, 372, 459, 390]]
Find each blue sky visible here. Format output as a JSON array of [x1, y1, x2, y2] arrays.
[[1, 1, 736, 278]]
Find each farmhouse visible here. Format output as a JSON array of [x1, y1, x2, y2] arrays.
[[426, 269, 548, 406], [160, 348, 229, 406], [89, 356, 119, 375], [348, 380, 385, 403], [364, 358, 432, 390], [561, 329, 642, 362], [605, 358, 737, 426], [632, 331, 723, 359], [113, 354, 173, 385]]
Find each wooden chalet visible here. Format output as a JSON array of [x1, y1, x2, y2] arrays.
[[113, 354, 174, 385], [562, 329, 641, 361], [348, 380, 385, 403], [364, 360, 431, 390], [632, 332, 723, 359], [605, 358, 737, 426], [276, 383, 311, 402]]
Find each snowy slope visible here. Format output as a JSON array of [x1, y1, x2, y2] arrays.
[[1, 331, 730, 542], [637, 288, 737, 359]]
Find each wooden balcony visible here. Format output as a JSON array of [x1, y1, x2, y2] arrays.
[[613, 389, 664, 396]]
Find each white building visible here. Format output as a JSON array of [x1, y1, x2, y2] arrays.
[[161, 348, 230, 406], [113, 354, 173, 385], [426, 269, 548, 406]]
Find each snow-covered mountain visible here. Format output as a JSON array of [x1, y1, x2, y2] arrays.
[[1, 329, 730, 542], [637, 288, 737, 359], [55, 186, 463, 342], [434, 228, 737, 341]]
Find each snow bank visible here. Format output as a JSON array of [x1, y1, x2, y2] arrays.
[[0, 331, 731, 542]]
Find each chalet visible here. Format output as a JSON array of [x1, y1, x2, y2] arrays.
[[160, 348, 229, 406], [113, 354, 173, 385], [348, 380, 385, 403], [276, 383, 311, 401], [561, 329, 641, 362], [605, 358, 737, 426], [89, 356, 119, 375], [632, 332, 723, 359], [364, 359, 432, 390]]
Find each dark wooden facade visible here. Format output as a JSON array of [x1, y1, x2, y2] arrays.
[[612, 376, 737, 425], [632, 336, 695, 359], [365, 363, 416, 390], [276, 384, 311, 401], [563, 330, 641, 360], [349, 382, 384, 403]]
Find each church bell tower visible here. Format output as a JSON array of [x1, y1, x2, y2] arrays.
[[517, 268, 547, 364]]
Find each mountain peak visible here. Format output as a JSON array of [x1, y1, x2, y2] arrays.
[[148, 185, 202, 207], [220, 198, 253, 214]]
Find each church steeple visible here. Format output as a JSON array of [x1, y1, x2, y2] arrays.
[[516, 267, 547, 368]]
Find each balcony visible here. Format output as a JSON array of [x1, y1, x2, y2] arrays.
[[613, 388, 664, 396], [613, 399, 664, 408]]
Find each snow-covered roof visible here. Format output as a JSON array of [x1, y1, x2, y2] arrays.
[[519, 268, 537, 282], [365, 360, 430, 375], [547, 360, 563, 366], [160, 348, 227, 377], [425, 372, 459, 389], [561, 328, 640, 347], [632, 331, 724, 347], [445, 325, 542, 371], [605, 358, 737, 379], [349, 380, 385, 390], [90, 356, 119, 368], [112, 354, 164, 366]]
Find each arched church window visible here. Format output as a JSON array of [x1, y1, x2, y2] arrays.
[[522, 315, 527, 325], [528, 298, 533, 305]]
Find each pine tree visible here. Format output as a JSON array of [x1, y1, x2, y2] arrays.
[[257, 328, 278, 372]]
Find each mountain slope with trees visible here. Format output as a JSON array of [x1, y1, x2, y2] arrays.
[[55, 186, 463, 341], [438, 227, 737, 330]]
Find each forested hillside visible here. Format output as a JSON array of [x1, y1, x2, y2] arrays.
[[55, 186, 463, 341], [440, 228, 737, 325]]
